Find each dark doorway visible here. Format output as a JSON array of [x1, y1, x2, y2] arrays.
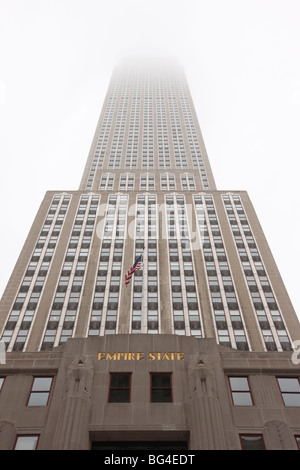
[[91, 441, 188, 450]]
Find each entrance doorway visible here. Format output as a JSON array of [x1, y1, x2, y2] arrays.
[[91, 440, 188, 450]]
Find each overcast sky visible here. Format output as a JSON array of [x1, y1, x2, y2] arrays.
[[0, 0, 299, 320]]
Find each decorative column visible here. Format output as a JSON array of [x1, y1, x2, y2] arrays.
[[187, 356, 226, 450], [265, 420, 295, 450], [0, 421, 16, 449], [53, 356, 94, 450]]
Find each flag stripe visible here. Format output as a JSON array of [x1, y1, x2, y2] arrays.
[[125, 254, 143, 286]]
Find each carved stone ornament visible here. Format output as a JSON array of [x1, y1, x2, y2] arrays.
[[187, 355, 216, 398], [65, 356, 94, 399], [265, 420, 293, 450]]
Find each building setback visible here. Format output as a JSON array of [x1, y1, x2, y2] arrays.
[[0, 61, 299, 450]]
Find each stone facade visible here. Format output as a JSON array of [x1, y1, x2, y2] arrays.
[[0, 334, 299, 450]]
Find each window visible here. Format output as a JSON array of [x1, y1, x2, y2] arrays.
[[27, 377, 53, 406], [240, 434, 265, 450], [14, 435, 39, 450], [228, 377, 253, 406], [150, 373, 172, 403], [295, 436, 300, 449], [0, 377, 4, 392], [108, 373, 131, 403], [277, 377, 300, 406]]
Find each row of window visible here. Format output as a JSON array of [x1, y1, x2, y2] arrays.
[[222, 194, 292, 351], [84, 68, 210, 189], [85, 80, 119, 189], [166, 194, 202, 337], [0, 372, 171, 406], [1, 195, 71, 351], [99, 172, 197, 191], [131, 195, 160, 333], [229, 376, 300, 407], [194, 194, 249, 350], [11, 432, 300, 450], [239, 434, 300, 450], [1, 375, 299, 450], [87, 194, 127, 336], [3, 374, 296, 407], [41, 195, 100, 349], [11, 432, 300, 451], [0, 376, 53, 406]]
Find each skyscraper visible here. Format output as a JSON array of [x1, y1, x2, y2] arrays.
[[0, 61, 299, 450]]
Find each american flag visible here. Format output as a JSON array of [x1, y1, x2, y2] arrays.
[[125, 254, 143, 286]]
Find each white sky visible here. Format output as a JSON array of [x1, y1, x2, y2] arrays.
[[0, 0, 299, 320]]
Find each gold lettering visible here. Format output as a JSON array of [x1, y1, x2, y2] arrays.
[[106, 352, 117, 360], [98, 351, 185, 360]]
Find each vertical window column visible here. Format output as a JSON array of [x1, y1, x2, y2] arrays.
[[142, 77, 154, 170], [40, 194, 100, 349], [99, 173, 115, 191], [119, 173, 135, 191], [125, 78, 140, 169], [140, 173, 155, 191], [1, 194, 71, 352], [194, 194, 250, 350], [161, 173, 175, 191], [157, 80, 170, 169], [177, 73, 209, 189], [131, 194, 160, 334], [85, 79, 119, 189], [222, 194, 292, 352], [131, 195, 145, 333], [167, 80, 187, 170], [181, 173, 195, 191], [87, 194, 128, 336], [166, 194, 202, 337]]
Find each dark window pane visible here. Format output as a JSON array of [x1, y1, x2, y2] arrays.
[[240, 435, 265, 450], [151, 374, 171, 388], [152, 389, 172, 403], [109, 373, 131, 403], [109, 389, 130, 403], [110, 374, 130, 388], [151, 373, 172, 403]]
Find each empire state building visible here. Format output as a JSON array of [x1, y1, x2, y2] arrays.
[[0, 61, 299, 450]]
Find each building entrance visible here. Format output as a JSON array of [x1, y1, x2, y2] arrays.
[[91, 441, 188, 450]]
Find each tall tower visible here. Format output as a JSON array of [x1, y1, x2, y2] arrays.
[[0, 61, 299, 451]]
